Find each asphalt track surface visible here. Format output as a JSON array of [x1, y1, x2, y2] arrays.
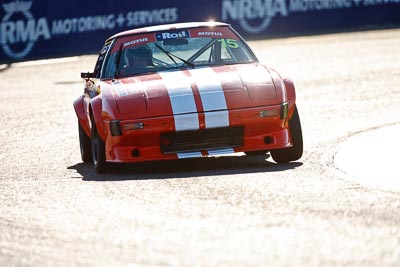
[[1, 28, 400, 267]]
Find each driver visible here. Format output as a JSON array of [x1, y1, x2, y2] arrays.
[[124, 46, 153, 74]]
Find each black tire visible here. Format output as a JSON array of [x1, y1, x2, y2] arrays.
[[270, 105, 303, 163], [91, 117, 109, 173], [78, 122, 92, 163]]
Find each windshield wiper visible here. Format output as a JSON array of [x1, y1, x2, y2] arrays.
[[113, 43, 123, 81], [155, 43, 195, 69]]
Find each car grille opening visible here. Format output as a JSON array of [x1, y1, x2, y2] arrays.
[[160, 126, 244, 154]]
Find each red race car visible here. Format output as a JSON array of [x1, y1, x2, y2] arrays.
[[74, 22, 303, 172]]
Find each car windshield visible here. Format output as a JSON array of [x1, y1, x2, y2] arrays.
[[101, 26, 257, 78]]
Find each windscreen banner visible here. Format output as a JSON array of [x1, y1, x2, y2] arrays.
[[1, 0, 399, 63]]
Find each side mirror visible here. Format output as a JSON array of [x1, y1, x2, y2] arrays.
[[81, 72, 94, 79]]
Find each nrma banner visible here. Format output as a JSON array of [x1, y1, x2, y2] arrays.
[[1, 0, 399, 63], [222, 0, 400, 34]]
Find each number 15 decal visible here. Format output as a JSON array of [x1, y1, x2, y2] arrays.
[[218, 39, 239, 49]]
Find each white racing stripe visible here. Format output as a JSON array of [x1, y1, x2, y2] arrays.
[[159, 71, 199, 132], [160, 68, 233, 158], [113, 81, 128, 97], [190, 68, 233, 155], [177, 151, 203, 159], [189, 68, 229, 128], [207, 148, 235, 156], [122, 80, 143, 96]]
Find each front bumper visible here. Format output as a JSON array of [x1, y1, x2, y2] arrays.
[[103, 105, 291, 163]]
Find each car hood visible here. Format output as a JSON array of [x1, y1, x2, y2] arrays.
[[105, 64, 280, 118]]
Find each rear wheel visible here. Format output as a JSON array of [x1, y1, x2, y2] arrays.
[[91, 117, 109, 173], [271, 105, 303, 163], [78, 122, 92, 163]]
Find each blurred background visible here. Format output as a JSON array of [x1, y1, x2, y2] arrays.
[[1, 0, 399, 64], [1, 2, 400, 266]]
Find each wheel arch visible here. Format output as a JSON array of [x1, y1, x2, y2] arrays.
[[90, 95, 107, 141], [283, 78, 297, 118], [268, 67, 297, 119], [73, 96, 91, 137]]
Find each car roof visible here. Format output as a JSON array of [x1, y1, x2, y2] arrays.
[[107, 21, 230, 41]]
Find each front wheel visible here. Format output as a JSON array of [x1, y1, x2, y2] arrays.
[[79, 122, 92, 163], [270, 105, 303, 163], [91, 117, 109, 173]]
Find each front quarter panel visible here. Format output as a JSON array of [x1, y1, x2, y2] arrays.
[[90, 83, 120, 141], [269, 68, 297, 117], [90, 95, 106, 140], [73, 95, 91, 137], [283, 78, 296, 118]]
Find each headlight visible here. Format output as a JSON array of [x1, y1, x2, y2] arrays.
[[123, 122, 144, 131], [259, 109, 279, 118]]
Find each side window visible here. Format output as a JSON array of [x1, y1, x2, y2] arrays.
[[103, 53, 116, 79], [94, 55, 104, 78], [228, 40, 254, 62], [94, 41, 112, 78], [220, 42, 234, 62]]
